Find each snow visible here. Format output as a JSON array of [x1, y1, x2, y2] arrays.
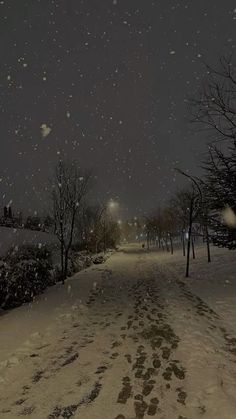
[[40, 123, 52, 138], [155, 244, 236, 329], [0, 244, 236, 418], [150, 244, 236, 418], [0, 267, 100, 364], [0, 226, 57, 256]]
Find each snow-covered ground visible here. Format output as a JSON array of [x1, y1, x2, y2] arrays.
[[0, 243, 236, 418], [0, 227, 57, 256], [155, 244, 236, 329]]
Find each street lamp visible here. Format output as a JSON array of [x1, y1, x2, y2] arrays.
[[108, 199, 119, 211]]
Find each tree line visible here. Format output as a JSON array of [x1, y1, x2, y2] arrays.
[[145, 55, 236, 276]]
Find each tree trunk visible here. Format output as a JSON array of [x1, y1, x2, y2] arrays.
[[103, 220, 106, 254], [205, 224, 211, 263], [191, 237, 195, 259], [64, 249, 69, 280], [170, 234, 173, 254], [182, 232, 186, 256], [59, 220, 65, 284], [60, 240, 64, 284], [186, 199, 193, 278]]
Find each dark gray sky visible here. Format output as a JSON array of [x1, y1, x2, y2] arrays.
[[0, 0, 235, 217]]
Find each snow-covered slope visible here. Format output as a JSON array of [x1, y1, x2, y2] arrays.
[[0, 226, 57, 256]]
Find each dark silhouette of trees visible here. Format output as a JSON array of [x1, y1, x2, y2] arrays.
[[202, 145, 236, 249], [190, 55, 236, 250]]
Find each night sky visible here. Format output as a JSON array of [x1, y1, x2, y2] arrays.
[[0, 0, 235, 217]]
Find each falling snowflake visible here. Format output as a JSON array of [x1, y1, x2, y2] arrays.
[[40, 123, 52, 138], [222, 206, 236, 228]]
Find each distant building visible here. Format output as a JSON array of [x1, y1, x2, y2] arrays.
[[3, 206, 8, 218], [0, 206, 22, 228]]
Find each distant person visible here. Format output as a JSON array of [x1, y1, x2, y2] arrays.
[[142, 243, 145, 249]]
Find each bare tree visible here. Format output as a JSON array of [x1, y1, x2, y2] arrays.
[[170, 190, 192, 256], [162, 207, 178, 254], [175, 170, 203, 277], [52, 160, 91, 283], [81, 204, 105, 253], [190, 55, 236, 143], [145, 208, 179, 254]]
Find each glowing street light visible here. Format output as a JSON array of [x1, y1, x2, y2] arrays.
[[108, 199, 119, 211]]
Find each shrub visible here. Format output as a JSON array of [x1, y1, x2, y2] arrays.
[[1, 245, 54, 310], [5, 244, 52, 266]]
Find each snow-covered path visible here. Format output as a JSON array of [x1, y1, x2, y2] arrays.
[[0, 244, 236, 419]]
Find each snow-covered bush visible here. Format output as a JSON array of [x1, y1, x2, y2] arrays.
[[0, 244, 109, 310], [4, 244, 52, 266], [69, 251, 92, 275], [92, 255, 105, 264], [0, 245, 54, 309]]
